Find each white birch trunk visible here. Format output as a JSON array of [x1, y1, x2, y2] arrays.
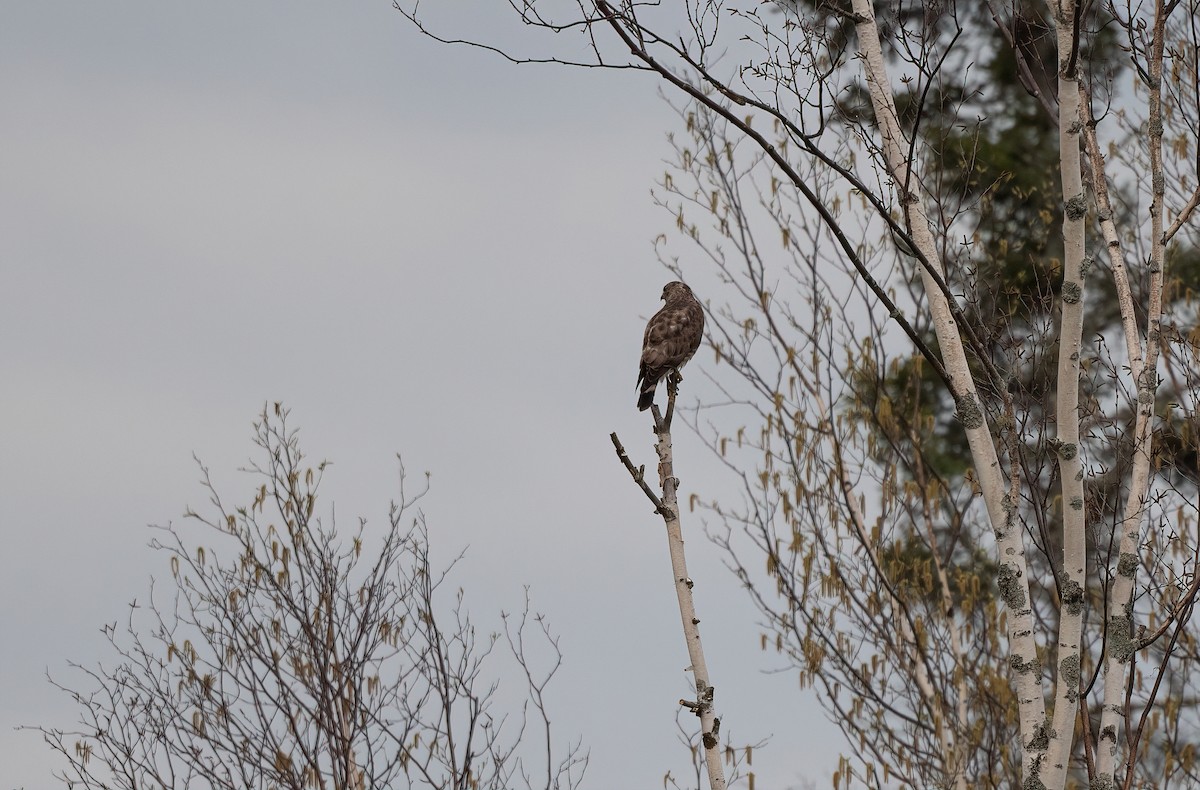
[[1042, 2, 1087, 785], [610, 398, 726, 790], [1094, 1, 1169, 783], [653, 414, 726, 790], [849, 0, 1048, 778]]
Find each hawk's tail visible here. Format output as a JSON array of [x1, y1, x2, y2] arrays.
[[637, 385, 656, 411]]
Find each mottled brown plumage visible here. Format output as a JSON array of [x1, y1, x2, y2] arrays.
[[637, 281, 704, 411]]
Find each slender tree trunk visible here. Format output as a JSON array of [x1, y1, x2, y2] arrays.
[[1095, 1, 1169, 784], [1043, 1, 1088, 785], [848, 0, 1047, 777], [612, 385, 726, 790]]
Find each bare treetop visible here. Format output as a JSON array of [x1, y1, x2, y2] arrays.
[[399, 0, 1200, 787]]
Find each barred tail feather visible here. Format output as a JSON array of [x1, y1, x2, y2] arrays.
[[637, 384, 656, 411]]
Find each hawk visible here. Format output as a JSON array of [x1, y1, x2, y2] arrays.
[[637, 281, 704, 411]]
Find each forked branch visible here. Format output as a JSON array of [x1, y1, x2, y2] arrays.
[[610, 382, 726, 790]]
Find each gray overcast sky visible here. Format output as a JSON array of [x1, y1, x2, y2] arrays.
[[1, 5, 835, 788]]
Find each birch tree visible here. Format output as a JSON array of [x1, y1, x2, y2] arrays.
[[611, 385, 727, 790], [34, 405, 586, 790], [397, 1, 1200, 787]]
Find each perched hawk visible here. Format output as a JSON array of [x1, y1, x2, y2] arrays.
[[637, 281, 704, 411]]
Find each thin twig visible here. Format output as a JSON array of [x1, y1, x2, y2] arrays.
[[610, 433, 666, 515]]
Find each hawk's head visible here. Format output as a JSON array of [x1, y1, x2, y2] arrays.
[[662, 281, 693, 304]]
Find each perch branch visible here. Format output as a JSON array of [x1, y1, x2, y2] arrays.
[[610, 382, 726, 790]]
